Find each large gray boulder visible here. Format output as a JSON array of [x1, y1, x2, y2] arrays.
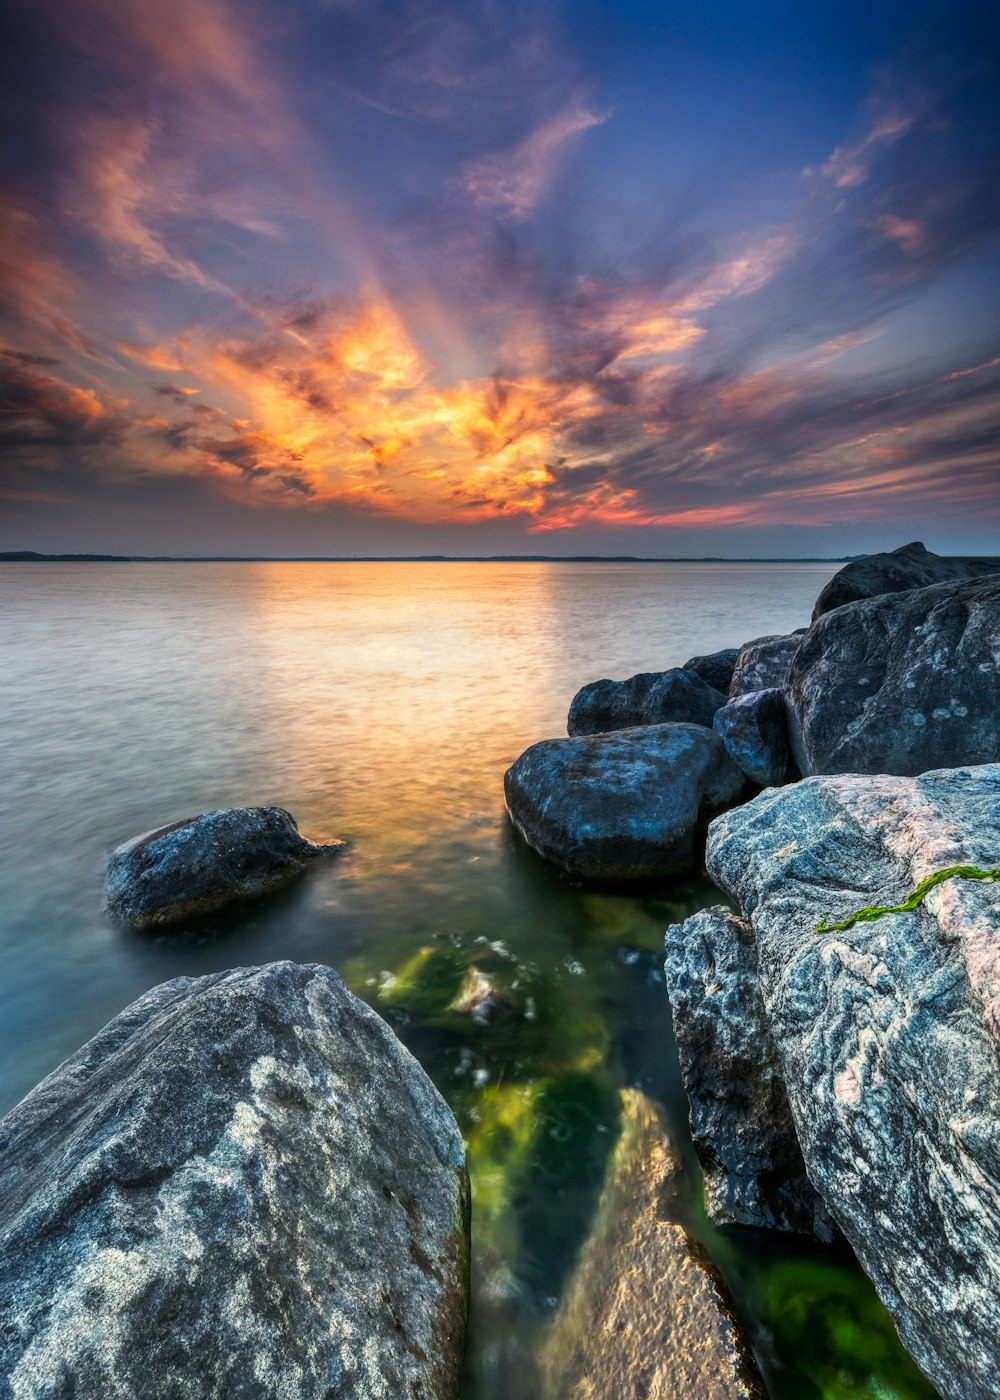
[[683, 648, 741, 694], [665, 906, 824, 1236], [106, 806, 344, 930], [728, 632, 804, 697], [813, 541, 1000, 620], [707, 765, 1000, 1400], [712, 688, 794, 786], [541, 1088, 765, 1400], [505, 723, 744, 882], [786, 575, 1000, 777], [0, 962, 469, 1399], [567, 667, 725, 736]]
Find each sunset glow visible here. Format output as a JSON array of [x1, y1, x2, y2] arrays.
[[1, 0, 998, 554]]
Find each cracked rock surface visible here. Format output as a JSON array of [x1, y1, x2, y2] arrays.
[[785, 574, 1000, 777], [0, 961, 469, 1400], [707, 765, 1000, 1400]]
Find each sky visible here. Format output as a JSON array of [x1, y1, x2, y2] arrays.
[[1, 0, 998, 557]]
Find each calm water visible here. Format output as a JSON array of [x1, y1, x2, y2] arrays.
[[0, 562, 936, 1400]]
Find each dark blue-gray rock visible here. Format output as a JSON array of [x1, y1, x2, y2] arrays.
[[505, 723, 744, 882], [683, 648, 741, 695], [786, 575, 1000, 777], [812, 541, 1000, 620], [712, 688, 794, 786], [105, 806, 344, 930], [541, 1089, 765, 1400], [665, 906, 827, 1237], [0, 961, 469, 1400], [728, 631, 805, 697], [567, 667, 725, 737], [707, 765, 1000, 1400]]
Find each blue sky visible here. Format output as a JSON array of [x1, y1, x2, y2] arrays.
[[1, 0, 998, 555]]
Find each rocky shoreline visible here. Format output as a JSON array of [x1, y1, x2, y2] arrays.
[[1, 540, 997, 1397]]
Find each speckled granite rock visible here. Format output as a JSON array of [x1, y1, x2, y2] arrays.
[[707, 765, 1000, 1400], [785, 575, 1000, 777], [683, 648, 741, 695], [812, 541, 1000, 620], [105, 806, 344, 930], [728, 632, 804, 697], [0, 962, 469, 1400], [712, 688, 794, 787], [541, 1088, 765, 1400], [665, 906, 825, 1236], [505, 723, 744, 882], [567, 667, 725, 736]]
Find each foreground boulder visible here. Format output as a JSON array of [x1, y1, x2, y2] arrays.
[[728, 631, 804, 697], [813, 540, 1000, 619], [665, 906, 825, 1236], [708, 765, 1000, 1400], [567, 667, 725, 736], [542, 1088, 764, 1399], [505, 724, 744, 882], [712, 688, 794, 787], [683, 647, 741, 694], [0, 962, 469, 1399], [106, 806, 344, 930], [786, 575, 1000, 776]]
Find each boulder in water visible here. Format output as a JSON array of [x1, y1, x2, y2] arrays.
[[106, 806, 344, 930], [505, 723, 744, 882], [567, 667, 725, 736]]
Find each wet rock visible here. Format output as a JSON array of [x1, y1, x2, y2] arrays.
[[0, 961, 469, 1400], [712, 687, 794, 786], [728, 631, 805, 697], [448, 967, 518, 1025], [505, 723, 744, 883], [707, 765, 1000, 1400], [812, 540, 1000, 620], [541, 1088, 765, 1400], [683, 647, 741, 694], [664, 906, 825, 1236], [105, 805, 344, 930], [567, 667, 725, 736], [786, 574, 1000, 777]]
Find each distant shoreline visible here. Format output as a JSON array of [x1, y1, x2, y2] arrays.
[[0, 551, 863, 564]]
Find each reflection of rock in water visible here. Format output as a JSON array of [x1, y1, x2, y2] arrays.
[[541, 1088, 764, 1400]]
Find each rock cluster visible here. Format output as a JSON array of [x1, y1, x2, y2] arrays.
[[0, 962, 469, 1400]]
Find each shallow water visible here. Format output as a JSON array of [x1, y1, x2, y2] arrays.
[[0, 561, 936, 1398]]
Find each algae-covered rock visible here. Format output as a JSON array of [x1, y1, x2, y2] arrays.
[[105, 806, 343, 930], [505, 723, 744, 883], [707, 765, 1000, 1400], [541, 1088, 764, 1399], [0, 962, 469, 1400]]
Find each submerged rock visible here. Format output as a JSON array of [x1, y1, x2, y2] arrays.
[[0, 961, 469, 1400], [448, 967, 518, 1025], [105, 805, 344, 930], [786, 574, 1000, 777], [541, 1088, 765, 1400], [707, 765, 1000, 1400], [712, 688, 794, 787], [505, 723, 744, 883], [728, 632, 804, 697], [683, 647, 741, 695], [812, 540, 1000, 620], [665, 906, 825, 1236], [567, 667, 725, 736]]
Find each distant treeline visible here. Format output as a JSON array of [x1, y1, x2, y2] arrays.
[[1, 551, 867, 564]]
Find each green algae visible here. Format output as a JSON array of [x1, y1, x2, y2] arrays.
[[818, 863, 1000, 933]]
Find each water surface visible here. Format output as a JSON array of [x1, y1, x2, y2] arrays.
[[0, 562, 936, 1399]]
